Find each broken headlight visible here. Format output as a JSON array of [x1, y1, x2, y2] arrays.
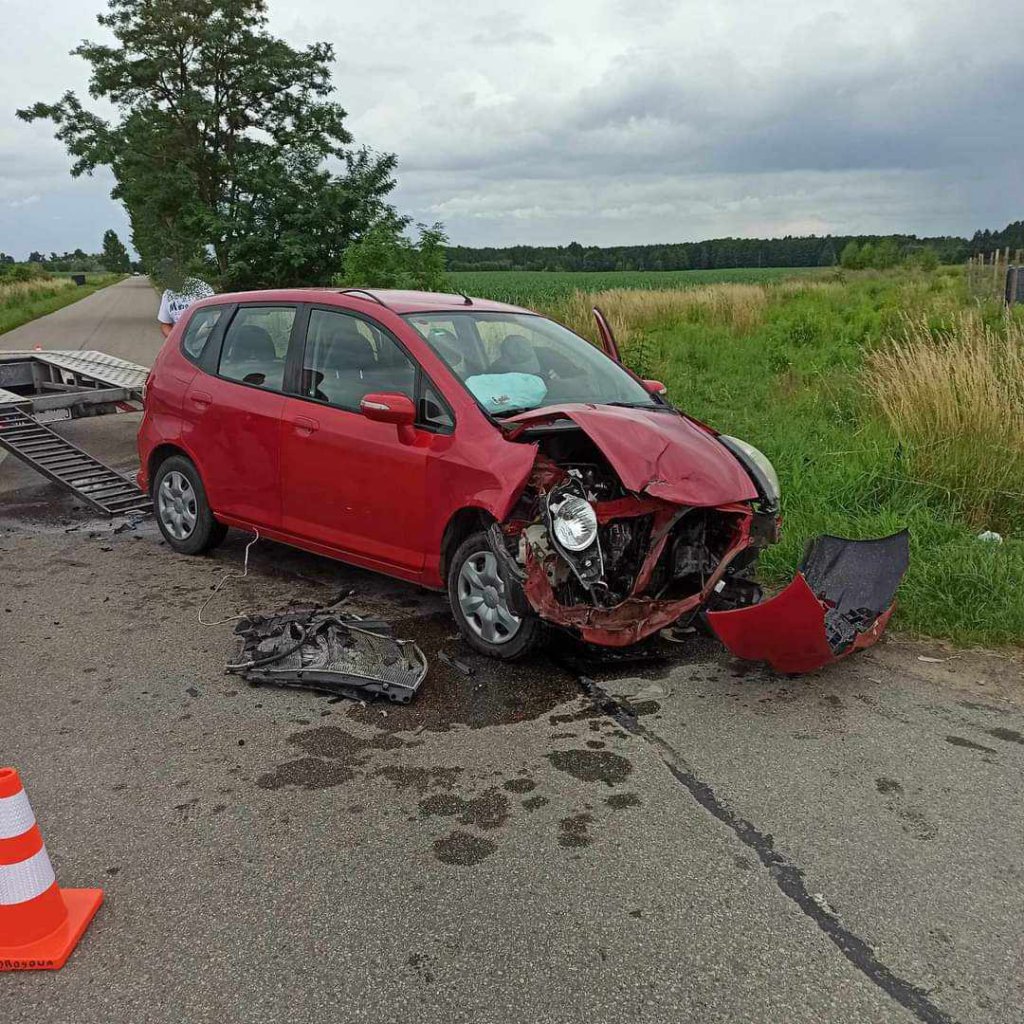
[[551, 495, 599, 551], [718, 435, 780, 508]]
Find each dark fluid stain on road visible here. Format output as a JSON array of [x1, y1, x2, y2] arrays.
[[289, 725, 402, 763], [433, 831, 497, 866], [342, 611, 578, 735], [946, 735, 998, 754], [894, 805, 937, 842], [606, 792, 641, 810], [418, 788, 511, 830], [503, 778, 536, 794], [558, 812, 594, 847], [256, 757, 357, 791], [461, 788, 511, 830], [522, 795, 549, 811], [419, 793, 464, 818], [625, 700, 661, 717], [987, 727, 1023, 745], [875, 777, 903, 795], [546, 749, 633, 787], [376, 765, 463, 794]]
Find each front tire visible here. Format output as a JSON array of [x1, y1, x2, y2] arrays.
[[447, 531, 541, 660], [152, 454, 227, 555]]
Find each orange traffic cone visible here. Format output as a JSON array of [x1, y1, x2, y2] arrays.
[[0, 768, 102, 970]]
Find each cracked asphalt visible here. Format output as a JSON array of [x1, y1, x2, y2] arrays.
[[1, 280, 1022, 1023]]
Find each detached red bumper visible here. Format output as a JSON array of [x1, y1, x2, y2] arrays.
[[706, 531, 910, 674]]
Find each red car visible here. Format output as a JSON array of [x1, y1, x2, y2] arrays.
[[138, 288, 906, 670]]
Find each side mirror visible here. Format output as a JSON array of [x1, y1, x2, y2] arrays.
[[642, 379, 668, 396], [360, 392, 416, 426]]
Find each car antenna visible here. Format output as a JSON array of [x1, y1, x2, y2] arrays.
[[458, 292, 473, 305], [338, 288, 391, 309]]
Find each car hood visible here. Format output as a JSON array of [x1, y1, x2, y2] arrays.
[[505, 403, 758, 506]]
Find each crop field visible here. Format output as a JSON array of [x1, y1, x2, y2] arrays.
[[462, 266, 1023, 647], [449, 266, 823, 306]]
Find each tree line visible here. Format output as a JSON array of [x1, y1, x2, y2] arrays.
[[447, 233, 971, 273], [0, 230, 132, 277]]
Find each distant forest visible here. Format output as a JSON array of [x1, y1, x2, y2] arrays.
[[447, 221, 1023, 272]]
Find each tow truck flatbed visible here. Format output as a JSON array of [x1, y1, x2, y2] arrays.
[[0, 350, 150, 515]]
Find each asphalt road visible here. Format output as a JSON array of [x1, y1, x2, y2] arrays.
[[1, 285, 1022, 1024]]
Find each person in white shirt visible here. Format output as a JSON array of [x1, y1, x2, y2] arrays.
[[155, 259, 215, 337]]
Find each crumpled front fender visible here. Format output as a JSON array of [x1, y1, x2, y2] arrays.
[[706, 531, 910, 674]]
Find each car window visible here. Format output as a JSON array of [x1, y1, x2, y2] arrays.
[[301, 309, 415, 409], [181, 306, 224, 362], [419, 381, 454, 430], [219, 306, 295, 391], [405, 311, 657, 416]]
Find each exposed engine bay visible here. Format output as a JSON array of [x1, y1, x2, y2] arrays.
[[491, 420, 779, 647], [477, 404, 909, 670]]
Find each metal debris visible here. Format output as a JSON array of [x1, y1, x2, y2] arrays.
[[438, 650, 475, 677], [228, 598, 427, 704]]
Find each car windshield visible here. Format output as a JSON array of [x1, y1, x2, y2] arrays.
[[403, 311, 658, 416]]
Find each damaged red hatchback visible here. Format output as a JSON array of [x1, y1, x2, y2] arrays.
[[138, 288, 907, 670]]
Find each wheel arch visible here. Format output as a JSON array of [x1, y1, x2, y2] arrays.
[[439, 507, 497, 582]]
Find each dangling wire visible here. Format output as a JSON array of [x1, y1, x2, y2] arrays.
[[198, 528, 260, 626]]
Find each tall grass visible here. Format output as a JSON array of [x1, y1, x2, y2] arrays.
[[0, 276, 76, 310], [866, 313, 1024, 531]]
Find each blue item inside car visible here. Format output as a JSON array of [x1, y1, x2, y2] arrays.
[[465, 373, 548, 413]]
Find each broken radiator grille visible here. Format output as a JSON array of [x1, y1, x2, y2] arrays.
[[231, 607, 427, 703]]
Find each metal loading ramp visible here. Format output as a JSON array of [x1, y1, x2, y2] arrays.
[[0, 405, 149, 515], [0, 349, 151, 516]]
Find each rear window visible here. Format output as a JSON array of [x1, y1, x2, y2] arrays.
[[181, 306, 224, 362], [218, 306, 296, 392]]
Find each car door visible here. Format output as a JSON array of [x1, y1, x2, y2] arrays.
[[279, 306, 436, 573], [182, 303, 298, 529]]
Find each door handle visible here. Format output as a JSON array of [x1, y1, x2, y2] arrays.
[[190, 391, 212, 408], [294, 415, 319, 437]]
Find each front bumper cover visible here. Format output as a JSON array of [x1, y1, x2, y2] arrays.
[[705, 531, 910, 673]]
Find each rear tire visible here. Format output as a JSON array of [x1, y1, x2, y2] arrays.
[[447, 531, 541, 660], [152, 454, 227, 555]]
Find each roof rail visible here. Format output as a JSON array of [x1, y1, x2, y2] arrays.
[[338, 288, 391, 309]]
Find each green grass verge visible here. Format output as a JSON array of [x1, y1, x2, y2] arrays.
[[626, 270, 1024, 648], [0, 275, 124, 336]]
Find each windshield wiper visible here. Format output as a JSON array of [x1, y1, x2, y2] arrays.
[[490, 405, 542, 418]]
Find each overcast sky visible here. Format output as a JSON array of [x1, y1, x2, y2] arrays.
[[1, 0, 1021, 257]]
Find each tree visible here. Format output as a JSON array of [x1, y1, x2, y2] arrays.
[[18, 0, 402, 288], [28, 251, 44, 263], [906, 246, 939, 271], [339, 222, 449, 291], [840, 241, 862, 269], [874, 238, 900, 269], [101, 229, 131, 272]]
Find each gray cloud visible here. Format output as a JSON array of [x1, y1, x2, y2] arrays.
[[1, 0, 1021, 257]]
